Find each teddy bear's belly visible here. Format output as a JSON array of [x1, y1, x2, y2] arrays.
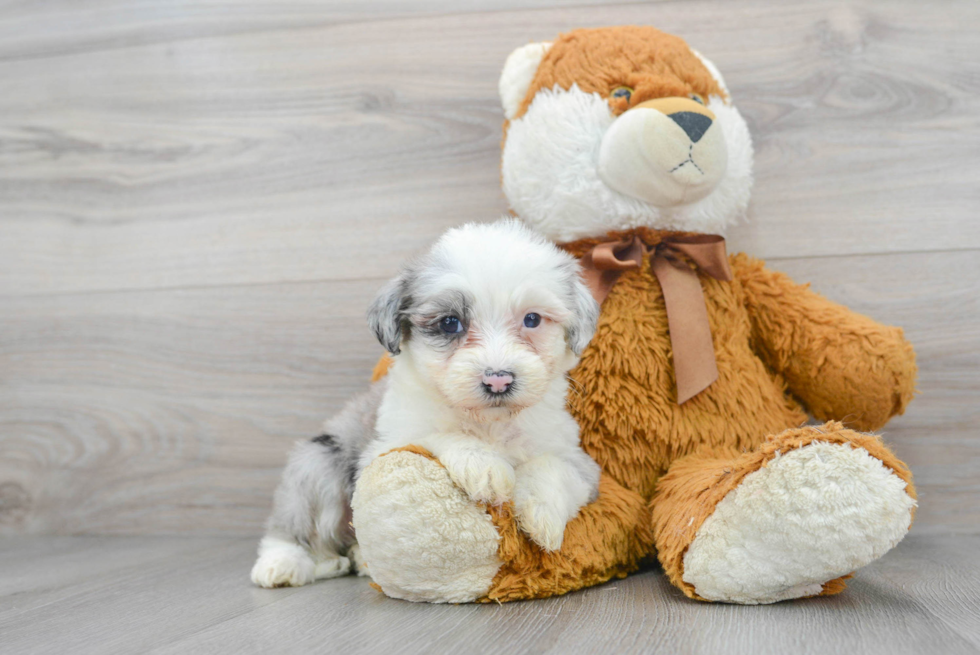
[[568, 264, 807, 500]]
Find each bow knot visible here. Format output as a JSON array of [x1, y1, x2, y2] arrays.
[[579, 233, 733, 404]]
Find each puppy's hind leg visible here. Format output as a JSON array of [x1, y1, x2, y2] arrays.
[[251, 535, 318, 588], [309, 438, 355, 580], [251, 438, 353, 588]]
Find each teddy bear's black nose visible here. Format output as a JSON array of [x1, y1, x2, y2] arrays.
[[669, 111, 713, 143]]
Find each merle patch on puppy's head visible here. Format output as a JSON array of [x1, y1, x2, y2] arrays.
[[367, 219, 599, 417]]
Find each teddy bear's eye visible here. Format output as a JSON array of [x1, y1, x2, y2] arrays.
[[690, 94, 705, 105], [610, 86, 633, 102]]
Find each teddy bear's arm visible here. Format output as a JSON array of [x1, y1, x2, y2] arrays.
[[730, 253, 916, 431]]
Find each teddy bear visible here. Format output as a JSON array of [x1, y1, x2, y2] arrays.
[[351, 25, 918, 605]]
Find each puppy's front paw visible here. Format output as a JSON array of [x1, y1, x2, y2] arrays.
[[443, 449, 515, 505], [515, 496, 568, 552]]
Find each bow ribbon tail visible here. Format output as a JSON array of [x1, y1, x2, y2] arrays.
[[652, 256, 719, 404], [655, 236, 732, 404]]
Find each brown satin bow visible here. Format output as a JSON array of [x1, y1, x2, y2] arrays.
[[578, 234, 733, 404]]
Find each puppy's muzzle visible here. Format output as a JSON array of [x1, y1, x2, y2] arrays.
[[482, 369, 515, 395], [597, 96, 728, 208]]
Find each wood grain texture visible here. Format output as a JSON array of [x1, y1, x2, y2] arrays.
[[0, 0, 978, 541], [0, 534, 977, 654], [1, 0, 978, 296], [0, 0, 639, 63], [0, 279, 382, 534]]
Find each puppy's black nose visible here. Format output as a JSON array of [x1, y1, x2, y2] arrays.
[[482, 370, 514, 395], [669, 111, 713, 143]]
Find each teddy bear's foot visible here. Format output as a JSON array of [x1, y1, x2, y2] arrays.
[[351, 447, 502, 603], [352, 446, 654, 603], [681, 438, 911, 604], [652, 422, 917, 604]]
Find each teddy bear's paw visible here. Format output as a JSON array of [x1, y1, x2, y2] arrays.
[[681, 441, 916, 604], [352, 449, 502, 603], [441, 447, 516, 505], [515, 496, 567, 552], [250, 536, 317, 588]]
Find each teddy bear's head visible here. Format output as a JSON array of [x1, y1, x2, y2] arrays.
[[499, 26, 753, 243]]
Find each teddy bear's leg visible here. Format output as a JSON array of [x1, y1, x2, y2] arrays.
[[352, 446, 654, 603], [651, 422, 916, 604]]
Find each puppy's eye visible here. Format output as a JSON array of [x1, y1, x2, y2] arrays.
[[610, 86, 633, 102], [690, 94, 704, 105], [523, 313, 541, 328], [439, 316, 463, 334]]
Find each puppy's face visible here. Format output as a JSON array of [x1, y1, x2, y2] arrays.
[[368, 220, 599, 420]]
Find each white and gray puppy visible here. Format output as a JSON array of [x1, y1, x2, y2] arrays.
[[251, 219, 601, 588]]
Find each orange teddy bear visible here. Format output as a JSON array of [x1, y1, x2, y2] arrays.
[[352, 25, 917, 604]]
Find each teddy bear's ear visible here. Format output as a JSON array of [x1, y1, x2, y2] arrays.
[[499, 42, 552, 120]]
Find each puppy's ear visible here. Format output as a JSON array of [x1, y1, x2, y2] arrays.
[[565, 270, 600, 356], [367, 274, 410, 355], [499, 42, 551, 120]]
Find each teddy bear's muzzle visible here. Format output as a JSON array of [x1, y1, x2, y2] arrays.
[[597, 96, 728, 208]]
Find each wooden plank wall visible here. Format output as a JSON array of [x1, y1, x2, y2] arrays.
[[0, 0, 977, 536]]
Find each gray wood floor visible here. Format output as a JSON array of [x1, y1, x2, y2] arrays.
[[0, 534, 978, 655], [1, 0, 979, 652]]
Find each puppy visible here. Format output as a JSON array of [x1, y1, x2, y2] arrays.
[[251, 219, 601, 588]]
